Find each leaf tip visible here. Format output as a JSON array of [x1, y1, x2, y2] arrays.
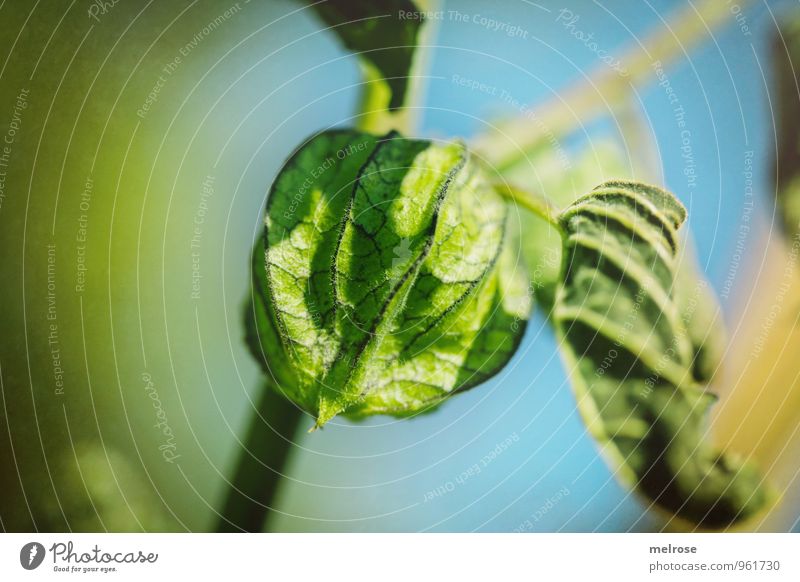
[[314, 395, 343, 429]]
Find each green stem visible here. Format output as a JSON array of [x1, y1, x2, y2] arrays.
[[494, 182, 564, 233], [216, 381, 302, 532]]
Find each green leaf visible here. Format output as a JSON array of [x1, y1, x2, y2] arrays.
[[671, 241, 727, 385], [253, 130, 529, 426], [246, 233, 307, 409], [553, 180, 768, 527], [304, 0, 422, 110]]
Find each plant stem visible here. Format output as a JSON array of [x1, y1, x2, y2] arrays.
[[494, 182, 564, 233], [473, 0, 756, 171], [216, 381, 302, 532]]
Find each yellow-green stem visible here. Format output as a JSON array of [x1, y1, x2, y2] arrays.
[[494, 182, 564, 233], [473, 0, 756, 172]]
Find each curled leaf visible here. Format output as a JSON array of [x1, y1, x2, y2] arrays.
[[554, 180, 768, 527], [249, 130, 529, 427]]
